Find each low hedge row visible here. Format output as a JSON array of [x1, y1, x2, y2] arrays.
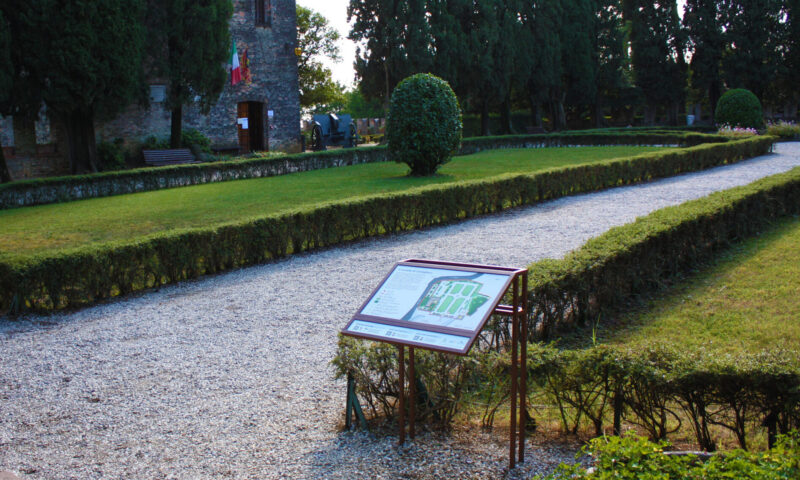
[[0, 136, 773, 313], [545, 432, 800, 479], [526, 148, 795, 340], [528, 343, 800, 451], [0, 131, 727, 209], [334, 159, 800, 442]]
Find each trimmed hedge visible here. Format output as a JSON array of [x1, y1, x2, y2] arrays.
[[528, 343, 800, 451], [334, 156, 800, 439], [0, 136, 773, 313], [546, 433, 800, 479], [387, 73, 462, 175], [526, 150, 795, 340], [0, 131, 727, 209]]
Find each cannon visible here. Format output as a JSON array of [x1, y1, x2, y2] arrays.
[[310, 113, 358, 151]]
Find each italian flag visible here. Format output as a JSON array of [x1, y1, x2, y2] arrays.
[[230, 40, 242, 85]]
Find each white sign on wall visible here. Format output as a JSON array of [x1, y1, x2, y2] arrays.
[[237, 117, 249, 130]]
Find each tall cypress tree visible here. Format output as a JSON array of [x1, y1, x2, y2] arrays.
[[521, 1, 563, 129], [594, 0, 629, 127], [719, 0, 783, 102], [624, 0, 686, 125], [684, 0, 724, 122], [559, 0, 598, 129], [782, 0, 800, 117], [149, 0, 232, 148], [349, 0, 432, 108], [0, 11, 12, 182], [10, 0, 147, 173]]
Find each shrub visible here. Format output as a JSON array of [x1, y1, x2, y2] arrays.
[[766, 121, 800, 139], [96, 139, 126, 171], [142, 129, 212, 153], [181, 128, 212, 153], [544, 432, 800, 479], [387, 73, 462, 176], [715, 89, 764, 129]]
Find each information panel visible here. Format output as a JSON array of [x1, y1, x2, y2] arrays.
[[342, 259, 519, 355]]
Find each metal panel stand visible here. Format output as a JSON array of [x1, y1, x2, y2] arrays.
[[395, 272, 528, 470]]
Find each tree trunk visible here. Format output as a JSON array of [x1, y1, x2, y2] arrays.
[[531, 102, 543, 129], [171, 104, 183, 148], [549, 94, 567, 131], [62, 110, 98, 174], [480, 100, 490, 136], [500, 96, 512, 134], [592, 102, 604, 128], [644, 104, 656, 126], [0, 139, 11, 183], [709, 83, 721, 125]]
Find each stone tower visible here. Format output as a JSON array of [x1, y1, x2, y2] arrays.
[[98, 0, 302, 154]]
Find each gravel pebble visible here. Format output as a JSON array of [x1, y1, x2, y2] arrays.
[[1, 143, 799, 479]]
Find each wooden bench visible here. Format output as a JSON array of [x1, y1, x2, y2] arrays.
[[142, 148, 200, 167]]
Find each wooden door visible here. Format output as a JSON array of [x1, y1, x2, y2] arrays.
[[237, 102, 250, 154], [248, 102, 264, 151]]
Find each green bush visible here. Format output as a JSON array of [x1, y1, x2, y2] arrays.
[[181, 128, 212, 154], [715, 89, 764, 129], [96, 139, 126, 172], [544, 432, 800, 479], [142, 129, 212, 153], [766, 121, 800, 139], [387, 73, 462, 176], [0, 136, 774, 313]]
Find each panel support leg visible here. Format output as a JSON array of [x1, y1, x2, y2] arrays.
[[409, 347, 416, 439], [398, 344, 405, 446], [510, 276, 519, 469]]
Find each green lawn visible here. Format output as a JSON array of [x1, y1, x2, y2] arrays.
[[0, 146, 664, 257], [601, 215, 800, 355]]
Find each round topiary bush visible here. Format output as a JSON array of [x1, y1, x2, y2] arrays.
[[715, 88, 763, 129], [387, 73, 462, 176]]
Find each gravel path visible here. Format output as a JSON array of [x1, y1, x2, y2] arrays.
[[2, 143, 799, 480]]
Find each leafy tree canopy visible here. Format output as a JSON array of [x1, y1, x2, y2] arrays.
[[148, 0, 232, 147], [297, 5, 345, 113]]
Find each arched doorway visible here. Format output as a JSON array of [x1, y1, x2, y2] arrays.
[[237, 101, 268, 153]]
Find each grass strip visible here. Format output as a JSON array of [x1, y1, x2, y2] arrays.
[[0, 146, 663, 257]]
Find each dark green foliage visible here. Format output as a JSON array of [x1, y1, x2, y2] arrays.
[[7, 0, 147, 173], [348, 0, 433, 105], [684, 0, 724, 123], [96, 139, 126, 172], [546, 432, 800, 478], [715, 89, 764, 129], [148, 0, 232, 147], [387, 74, 462, 176], [0, 11, 11, 183], [719, 0, 783, 101], [623, 0, 687, 125], [0, 136, 772, 312], [142, 129, 212, 154]]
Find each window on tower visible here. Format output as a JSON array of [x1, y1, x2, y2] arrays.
[[256, 0, 272, 27]]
